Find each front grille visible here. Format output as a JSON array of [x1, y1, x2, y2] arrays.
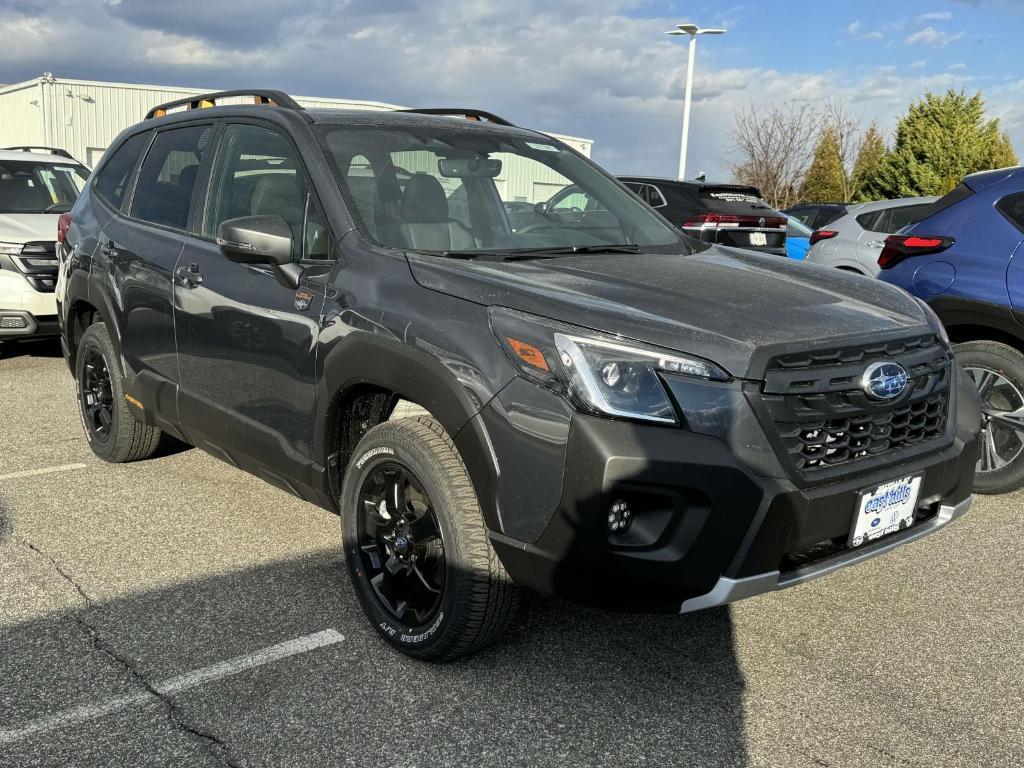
[[11, 241, 58, 293], [760, 334, 952, 477]]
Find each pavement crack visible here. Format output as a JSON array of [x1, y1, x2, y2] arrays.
[[11, 532, 244, 768]]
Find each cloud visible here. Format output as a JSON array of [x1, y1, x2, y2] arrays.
[[847, 20, 862, 35], [0, 0, 1016, 181], [905, 26, 965, 46], [920, 11, 953, 20], [910, 59, 928, 69]]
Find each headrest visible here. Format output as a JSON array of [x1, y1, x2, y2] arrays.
[[401, 173, 448, 223], [251, 173, 302, 217]]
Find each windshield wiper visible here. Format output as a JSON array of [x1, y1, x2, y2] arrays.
[[438, 244, 641, 261]]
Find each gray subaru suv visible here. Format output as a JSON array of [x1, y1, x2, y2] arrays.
[[58, 90, 981, 660]]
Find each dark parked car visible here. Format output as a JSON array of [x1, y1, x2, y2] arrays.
[[58, 90, 980, 661], [618, 177, 788, 256], [879, 166, 1024, 494], [784, 202, 850, 229]]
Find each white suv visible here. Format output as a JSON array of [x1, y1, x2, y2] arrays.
[[0, 147, 89, 346]]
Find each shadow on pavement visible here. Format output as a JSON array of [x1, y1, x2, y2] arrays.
[[0, 338, 63, 360], [0, 527, 749, 767]]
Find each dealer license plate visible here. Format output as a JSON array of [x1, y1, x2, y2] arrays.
[[749, 232, 768, 246], [849, 476, 922, 548]]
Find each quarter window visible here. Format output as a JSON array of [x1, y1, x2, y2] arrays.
[[997, 192, 1024, 233], [130, 125, 213, 230], [93, 131, 150, 210]]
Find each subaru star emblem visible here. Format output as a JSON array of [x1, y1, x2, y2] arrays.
[[861, 361, 909, 401]]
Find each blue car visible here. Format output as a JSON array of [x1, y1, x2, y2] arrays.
[[785, 215, 812, 260], [878, 166, 1024, 494]]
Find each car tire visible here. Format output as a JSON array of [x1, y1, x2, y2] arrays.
[[956, 340, 1024, 495], [341, 416, 520, 661], [75, 322, 162, 463]]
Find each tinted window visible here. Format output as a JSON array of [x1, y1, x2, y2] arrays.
[[887, 204, 932, 234], [203, 124, 310, 261], [856, 209, 886, 231], [997, 192, 1024, 233], [812, 207, 845, 228], [93, 132, 149, 210], [788, 207, 816, 226], [131, 125, 212, 230]]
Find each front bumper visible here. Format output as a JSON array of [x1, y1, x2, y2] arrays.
[[680, 496, 971, 612], [0, 310, 59, 339], [488, 369, 980, 613]]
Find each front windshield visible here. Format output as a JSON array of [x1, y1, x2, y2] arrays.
[[0, 160, 89, 214], [315, 122, 692, 256]]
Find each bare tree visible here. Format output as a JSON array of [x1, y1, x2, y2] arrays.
[[729, 102, 819, 209], [822, 99, 864, 201]]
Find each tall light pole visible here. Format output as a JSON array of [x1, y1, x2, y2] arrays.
[[667, 23, 726, 181]]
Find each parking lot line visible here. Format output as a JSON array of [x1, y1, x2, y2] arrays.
[[0, 463, 88, 482], [0, 629, 345, 745]]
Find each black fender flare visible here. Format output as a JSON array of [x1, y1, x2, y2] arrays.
[[929, 296, 1024, 348], [317, 332, 510, 531], [62, 269, 124, 375]]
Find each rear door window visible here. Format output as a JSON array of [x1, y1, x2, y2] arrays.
[[93, 131, 150, 211], [130, 125, 213, 230]]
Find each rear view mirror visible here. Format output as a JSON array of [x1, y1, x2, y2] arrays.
[[217, 215, 304, 289], [437, 157, 502, 178]]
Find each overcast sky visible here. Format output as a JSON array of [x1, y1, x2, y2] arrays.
[[1, 0, 1022, 179]]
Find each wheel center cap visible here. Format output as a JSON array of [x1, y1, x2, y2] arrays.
[[394, 535, 410, 552]]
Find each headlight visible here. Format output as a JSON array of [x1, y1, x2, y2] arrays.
[[490, 307, 730, 424], [0, 242, 24, 256], [914, 297, 950, 346]]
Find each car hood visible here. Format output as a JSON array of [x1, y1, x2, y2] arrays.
[[406, 246, 931, 379], [0, 214, 59, 243]]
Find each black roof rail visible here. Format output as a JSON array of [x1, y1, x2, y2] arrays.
[[397, 108, 516, 127], [145, 89, 305, 120], [2, 145, 75, 160]]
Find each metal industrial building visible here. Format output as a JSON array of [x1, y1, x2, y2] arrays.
[[0, 74, 593, 204]]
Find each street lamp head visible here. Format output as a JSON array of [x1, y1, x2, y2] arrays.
[[666, 23, 727, 37]]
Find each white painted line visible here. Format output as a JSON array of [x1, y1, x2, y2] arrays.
[[0, 463, 88, 482], [0, 629, 344, 745]]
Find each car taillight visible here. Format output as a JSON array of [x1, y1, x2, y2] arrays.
[[809, 229, 838, 246], [57, 212, 72, 244], [878, 234, 954, 269], [682, 212, 787, 229]]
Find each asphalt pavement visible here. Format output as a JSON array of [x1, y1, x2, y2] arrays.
[[1, 339, 1022, 768]]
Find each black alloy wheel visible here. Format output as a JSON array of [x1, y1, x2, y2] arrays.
[[356, 461, 446, 626], [81, 347, 114, 442]]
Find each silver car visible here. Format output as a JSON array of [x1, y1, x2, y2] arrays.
[[804, 196, 938, 276]]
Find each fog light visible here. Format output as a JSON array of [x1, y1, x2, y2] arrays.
[[607, 499, 632, 533], [1, 316, 27, 329]]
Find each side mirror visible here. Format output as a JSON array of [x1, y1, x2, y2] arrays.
[[217, 215, 303, 289], [218, 215, 293, 265]]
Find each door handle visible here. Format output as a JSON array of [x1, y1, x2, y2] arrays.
[[174, 263, 203, 287]]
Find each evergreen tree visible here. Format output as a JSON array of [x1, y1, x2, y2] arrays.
[[859, 90, 1019, 199], [800, 127, 847, 202], [851, 122, 886, 202]]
